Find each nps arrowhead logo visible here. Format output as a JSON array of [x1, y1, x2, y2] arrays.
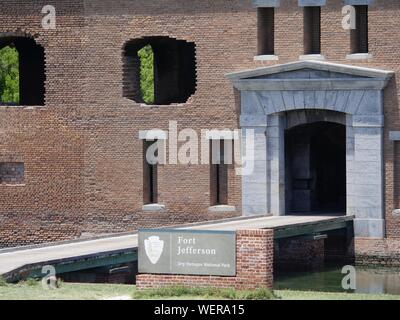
[[144, 236, 164, 264]]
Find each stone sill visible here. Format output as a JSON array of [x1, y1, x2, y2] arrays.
[[346, 53, 373, 60], [254, 55, 279, 61], [0, 183, 26, 187], [0, 105, 45, 110], [208, 205, 236, 213], [142, 204, 166, 212], [138, 103, 185, 108], [393, 209, 400, 216], [123, 95, 195, 108], [299, 54, 325, 61], [389, 131, 400, 141]]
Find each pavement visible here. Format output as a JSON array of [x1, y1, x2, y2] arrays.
[[0, 214, 351, 277]]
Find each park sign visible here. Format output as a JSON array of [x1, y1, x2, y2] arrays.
[[138, 229, 236, 276]]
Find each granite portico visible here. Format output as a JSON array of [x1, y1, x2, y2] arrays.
[[227, 60, 393, 238]]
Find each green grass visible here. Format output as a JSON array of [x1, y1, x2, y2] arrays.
[[0, 280, 133, 300], [275, 290, 400, 300], [0, 281, 400, 300], [132, 286, 277, 300], [0, 277, 8, 287]]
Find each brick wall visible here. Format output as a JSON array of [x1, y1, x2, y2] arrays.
[[274, 238, 325, 270], [136, 229, 274, 290], [0, 0, 400, 249], [355, 238, 400, 266]]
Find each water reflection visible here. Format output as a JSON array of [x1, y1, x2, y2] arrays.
[[274, 265, 400, 295]]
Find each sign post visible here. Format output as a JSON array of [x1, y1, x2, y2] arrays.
[[138, 229, 236, 276]]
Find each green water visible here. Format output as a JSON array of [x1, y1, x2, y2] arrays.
[[274, 265, 400, 295]]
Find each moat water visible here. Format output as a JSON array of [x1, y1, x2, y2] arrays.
[[274, 264, 400, 295]]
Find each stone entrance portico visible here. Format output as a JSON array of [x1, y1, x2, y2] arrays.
[[227, 60, 393, 238]]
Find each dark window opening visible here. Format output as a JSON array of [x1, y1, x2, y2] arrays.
[[257, 8, 275, 55], [0, 162, 24, 184], [0, 36, 45, 106], [351, 5, 368, 54], [210, 140, 229, 206], [304, 6, 321, 55], [143, 140, 158, 205], [285, 122, 346, 214], [123, 37, 196, 105]]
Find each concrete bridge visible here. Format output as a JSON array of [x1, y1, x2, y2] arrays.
[[0, 214, 353, 282]]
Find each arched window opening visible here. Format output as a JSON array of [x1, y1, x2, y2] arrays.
[[0, 36, 45, 106], [123, 37, 196, 105]]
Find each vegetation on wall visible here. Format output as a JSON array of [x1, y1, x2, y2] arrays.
[[0, 46, 19, 104], [138, 45, 154, 104]]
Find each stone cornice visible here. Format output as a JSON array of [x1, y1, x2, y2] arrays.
[[227, 61, 393, 91], [226, 60, 393, 81], [231, 79, 389, 91]]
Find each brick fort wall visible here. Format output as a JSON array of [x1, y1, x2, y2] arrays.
[[0, 0, 400, 260]]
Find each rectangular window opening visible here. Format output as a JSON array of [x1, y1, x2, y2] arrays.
[[257, 8, 275, 56], [351, 5, 368, 54], [0, 162, 25, 184], [210, 140, 229, 206], [143, 140, 158, 205], [304, 6, 321, 55]]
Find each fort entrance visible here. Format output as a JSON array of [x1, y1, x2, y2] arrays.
[[285, 121, 346, 215], [228, 60, 393, 238]]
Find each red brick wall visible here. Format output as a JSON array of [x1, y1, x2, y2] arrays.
[[274, 238, 325, 270], [355, 238, 400, 266], [0, 0, 400, 248], [136, 229, 274, 290]]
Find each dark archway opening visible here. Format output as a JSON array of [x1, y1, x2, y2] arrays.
[[123, 36, 196, 105], [285, 122, 346, 214], [0, 36, 45, 106]]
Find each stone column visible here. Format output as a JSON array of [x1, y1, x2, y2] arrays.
[[240, 114, 268, 216], [267, 115, 286, 215], [349, 115, 385, 238]]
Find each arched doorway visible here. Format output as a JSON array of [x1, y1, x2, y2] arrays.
[[285, 121, 346, 214]]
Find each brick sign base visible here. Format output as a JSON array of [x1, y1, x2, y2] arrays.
[[136, 229, 274, 290]]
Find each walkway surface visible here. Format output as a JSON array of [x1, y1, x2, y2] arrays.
[[0, 214, 353, 279]]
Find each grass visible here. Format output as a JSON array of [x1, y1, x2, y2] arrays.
[[0, 280, 399, 300], [0, 277, 8, 287], [0, 280, 133, 300], [132, 286, 277, 300], [275, 290, 400, 300]]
